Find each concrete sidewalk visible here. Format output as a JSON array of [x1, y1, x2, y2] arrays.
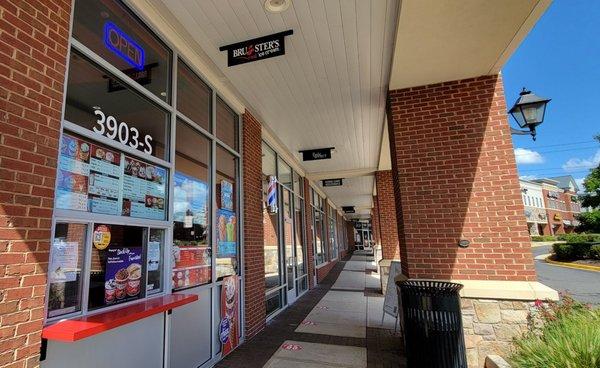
[[216, 251, 405, 368]]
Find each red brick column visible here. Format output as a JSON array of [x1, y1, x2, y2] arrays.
[[0, 1, 72, 367], [346, 223, 355, 252], [242, 111, 266, 337], [375, 171, 400, 260], [303, 179, 315, 288], [387, 75, 536, 281], [371, 196, 381, 247]]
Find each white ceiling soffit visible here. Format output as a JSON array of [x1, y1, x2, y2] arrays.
[[389, 0, 552, 90], [316, 176, 373, 211], [152, 0, 399, 173]]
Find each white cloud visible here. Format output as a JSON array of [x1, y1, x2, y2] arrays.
[[514, 148, 544, 164], [519, 175, 538, 181], [574, 177, 585, 190], [562, 149, 600, 171]]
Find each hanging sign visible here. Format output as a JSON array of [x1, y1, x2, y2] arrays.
[[322, 178, 343, 187], [300, 147, 334, 161], [342, 206, 355, 214], [219, 30, 293, 67]]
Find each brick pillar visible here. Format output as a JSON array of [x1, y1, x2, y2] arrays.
[[0, 1, 72, 367], [303, 179, 315, 288], [387, 75, 536, 281], [371, 196, 381, 247], [346, 222, 355, 252], [242, 111, 266, 337], [375, 171, 400, 260]]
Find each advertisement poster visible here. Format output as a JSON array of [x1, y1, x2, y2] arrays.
[[104, 247, 142, 305], [122, 156, 166, 220], [48, 240, 79, 283], [173, 172, 208, 226], [171, 245, 211, 289], [221, 180, 233, 211], [216, 209, 236, 258], [220, 275, 239, 357]]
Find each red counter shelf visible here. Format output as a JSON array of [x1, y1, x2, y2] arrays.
[[42, 293, 198, 342]]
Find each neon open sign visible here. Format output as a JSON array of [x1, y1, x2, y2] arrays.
[[103, 22, 145, 71]]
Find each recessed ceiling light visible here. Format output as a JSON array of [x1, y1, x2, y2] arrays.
[[264, 0, 290, 13]]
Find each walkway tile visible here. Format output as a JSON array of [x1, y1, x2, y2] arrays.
[[295, 320, 366, 338], [315, 297, 367, 313], [263, 340, 367, 368], [305, 309, 365, 326]]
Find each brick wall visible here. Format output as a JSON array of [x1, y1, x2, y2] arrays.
[[316, 261, 335, 283], [387, 75, 536, 281], [242, 110, 266, 338], [303, 179, 315, 288], [346, 222, 355, 252], [371, 196, 381, 247], [0, 1, 72, 367], [375, 170, 399, 260]]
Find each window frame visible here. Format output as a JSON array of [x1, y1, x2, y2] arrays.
[[47, 2, 243, 339]]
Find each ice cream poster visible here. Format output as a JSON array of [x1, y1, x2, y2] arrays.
[[216, 209, 236, 258], [104, 247, 142, 305], [220, 275, 239, 356]]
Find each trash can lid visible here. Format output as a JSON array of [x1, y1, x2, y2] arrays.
[[397, 279, 463, 293]]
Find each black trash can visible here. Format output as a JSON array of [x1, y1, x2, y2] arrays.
[[397, 280, 467, 368]]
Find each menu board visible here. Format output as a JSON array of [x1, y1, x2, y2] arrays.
[[216, 209, 236, 258], [104, 247, 142, 306], [56, 133, 167, 220], [122, 156, 167, 220]]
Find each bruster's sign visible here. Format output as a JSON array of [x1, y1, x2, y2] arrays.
[[219, 30, 293, 67]]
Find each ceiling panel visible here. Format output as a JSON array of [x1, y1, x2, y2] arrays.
[[155, 0, 399, 211]]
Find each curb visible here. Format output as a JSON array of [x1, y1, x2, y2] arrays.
[[545, 256, 600, 272]]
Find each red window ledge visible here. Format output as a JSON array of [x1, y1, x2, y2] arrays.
[[42, 294, 198, 342]]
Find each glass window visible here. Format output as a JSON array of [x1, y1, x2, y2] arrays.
[[173, 120, 211, 290], [277, 159, 292, 189], [263, 144, 280, 291], [283, 190, 293, 292], [146, 228, 164, 294], [216, 145, 238, 280], [266, 291, 282, 317], [47, 223, 87, 318], [72, 0, 171, 102], [177, 59, 211, 132], [65, 50, 170, 161], [314, 210, 325, 265], [293, 172, 302, 197], [294, 196, 305, 277], [88, 224, 146, 310], [216, 97, 238, 150]]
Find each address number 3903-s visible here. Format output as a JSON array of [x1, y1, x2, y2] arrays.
[[92, 108, 153, 155]]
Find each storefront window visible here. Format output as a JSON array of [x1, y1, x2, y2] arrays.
[[262, 143, 280, 291], [216, 145, 238, 279], [147, 229, 164, 294], [177, 59, 211, 132], [312, 189, 327, 265], [173, 120, 211, 290], [47, 223, 86, 318], [277, 159, 292, 189], [71, 0, 171, 102], [294, 195, 307, 293], [216, 97, 238, 150], [65, 51, 170, 161], [329, 206, 338, 260]]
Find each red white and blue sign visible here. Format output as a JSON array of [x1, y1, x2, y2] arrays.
[[267, 175, 278, 213]]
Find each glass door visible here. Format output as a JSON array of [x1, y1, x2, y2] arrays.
[[282, 189, 297, 304]]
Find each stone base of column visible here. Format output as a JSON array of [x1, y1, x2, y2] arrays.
[[456, 281, 558, 368]]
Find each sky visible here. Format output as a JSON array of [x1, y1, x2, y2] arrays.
[[502, 0, 600, 191]]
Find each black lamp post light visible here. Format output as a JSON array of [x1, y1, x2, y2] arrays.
[[508, 88, 551, 141]]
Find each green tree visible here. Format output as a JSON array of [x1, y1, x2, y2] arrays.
[[577, 135, 600, 232]]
